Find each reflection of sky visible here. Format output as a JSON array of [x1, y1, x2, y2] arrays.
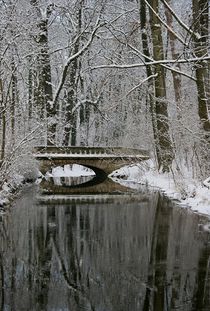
[[48, 164, 95, 177], [52, 175, 94, 186]]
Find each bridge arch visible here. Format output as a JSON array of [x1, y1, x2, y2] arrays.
[[34, 146, 150, 180], [51, 164, 108, 189]]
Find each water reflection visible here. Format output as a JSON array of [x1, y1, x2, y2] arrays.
[[49, 175, 95, 186], [40, 176, 133, 194], [1, 187, 210, 310]]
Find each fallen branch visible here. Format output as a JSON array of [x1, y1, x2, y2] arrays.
[[203, 177, 210, 189]]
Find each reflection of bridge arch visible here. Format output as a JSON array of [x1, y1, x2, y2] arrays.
[[40, 176, 134, 195], [34, 146, 150, 176]]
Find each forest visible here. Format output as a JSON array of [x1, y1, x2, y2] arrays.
[[0, 0, 209, 194]]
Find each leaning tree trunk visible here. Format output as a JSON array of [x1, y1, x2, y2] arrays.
[[148, 0, 174, 172]]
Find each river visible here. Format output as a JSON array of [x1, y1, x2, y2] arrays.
[[0, 180, 210, 311]]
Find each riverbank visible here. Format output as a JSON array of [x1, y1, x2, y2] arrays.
[[0, 174, 25, 211], [1, 161, 210, 217], [0, 173, 39, 212], [0, 164, 95, 210], [111, 161, 210, 217]]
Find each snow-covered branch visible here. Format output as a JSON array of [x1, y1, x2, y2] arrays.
[[52, 19, 103, 108], [160, 0, 201, 40], [91, 55, 210, 70], [125, 74, 158, 97], [126, 43, 196, 81]]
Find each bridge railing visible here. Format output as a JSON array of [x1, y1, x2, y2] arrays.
[[34, 146, 149, 157]]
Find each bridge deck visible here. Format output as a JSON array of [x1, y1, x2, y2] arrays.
[[34, 154, 147, 159], [34, 146, 149, 158]]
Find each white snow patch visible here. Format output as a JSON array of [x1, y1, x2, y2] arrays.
[[111, 160, 210, 217], [0, 173, 25, 209]]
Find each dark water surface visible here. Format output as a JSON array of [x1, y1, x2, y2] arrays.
[[1, 185, 210, 311]]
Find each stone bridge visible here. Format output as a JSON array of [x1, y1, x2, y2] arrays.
[[34, 146, 149, 177]]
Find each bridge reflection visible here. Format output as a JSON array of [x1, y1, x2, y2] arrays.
[[40, 175, 133, 195]]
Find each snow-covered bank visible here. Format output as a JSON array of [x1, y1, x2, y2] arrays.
[[0, 151, 41, 211], [0, 174, 25, 211], [110, 161, 210, 217]]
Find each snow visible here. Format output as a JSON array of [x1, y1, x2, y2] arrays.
[[110, 160, 210, 217], [34, 153, 145, 158], [0, 174, 25, 210]]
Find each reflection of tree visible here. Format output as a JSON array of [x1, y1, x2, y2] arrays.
[[0, 215, 11, 311], [193, 246, 210, 309], [0, 253, 4, 311], [143, 194, 172, 310], [52, 204, 95, 310], [34, 207, 56, 310]]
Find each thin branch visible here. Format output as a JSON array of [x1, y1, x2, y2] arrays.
[[125, 74, 158, 97], [52, 18, 103, 108]]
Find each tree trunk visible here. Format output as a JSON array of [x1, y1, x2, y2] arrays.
[[31, 1, 55, 145], [11, 55, 17, 143], [28, 56, 33, 125], [147, 0, 174, 171], [63, 3, 84, 146], [139, 0, 158, 154], [0, 79, 6, 161], [192, 0, 210, 132], [165, 0, 182, 116], [38, 16, 54, 145]]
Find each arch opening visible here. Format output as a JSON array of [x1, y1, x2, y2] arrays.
[[44, 164, 108, 188]]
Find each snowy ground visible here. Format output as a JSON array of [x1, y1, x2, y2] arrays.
[[110, 160, 210, 217]]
